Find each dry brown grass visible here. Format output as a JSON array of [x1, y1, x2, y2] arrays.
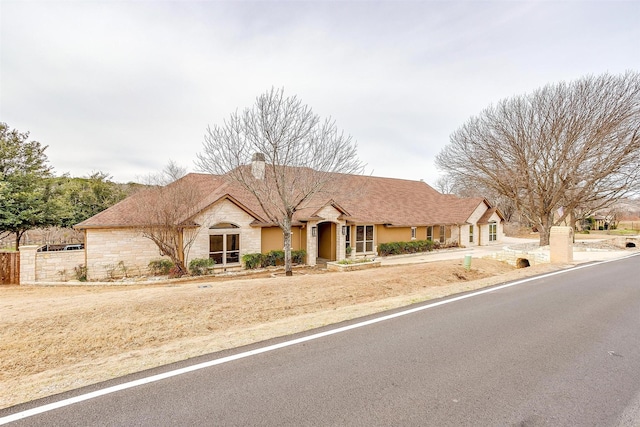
[[1, 259, 563, 409]]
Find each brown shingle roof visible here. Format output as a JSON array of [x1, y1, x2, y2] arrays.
[[476, 207, 504, 224], [76, 172, 492, 229]]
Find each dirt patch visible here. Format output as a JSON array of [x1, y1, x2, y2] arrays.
[[0, 258, 563, 409]]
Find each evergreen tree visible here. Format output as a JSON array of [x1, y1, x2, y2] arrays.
[[0, 123, 58, 249]]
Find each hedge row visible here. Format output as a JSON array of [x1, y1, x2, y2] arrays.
[[378, 239, 458, 256], [242, 250, 307, 269]]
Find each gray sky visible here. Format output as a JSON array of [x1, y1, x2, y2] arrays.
[[1, 1, 638, 185]]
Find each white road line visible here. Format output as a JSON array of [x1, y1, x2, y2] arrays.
[[2, 253, 638, 425]]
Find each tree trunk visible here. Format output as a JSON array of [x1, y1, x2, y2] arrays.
[[177, 230, 187, 276], [283, 216, 293, 277], [538, 213, 553, 246], [569, 210, 576, 243], [14, 231, 25, 251]]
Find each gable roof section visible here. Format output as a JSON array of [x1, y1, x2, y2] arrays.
[[299, 174, 487, 227], [76, 171, 496, 229], [476, 207, 505, 224], [76, 174, 265, 229]]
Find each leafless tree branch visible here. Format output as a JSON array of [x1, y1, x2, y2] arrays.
[[196, 88, 366, 275], [436, 71, 640, 245]]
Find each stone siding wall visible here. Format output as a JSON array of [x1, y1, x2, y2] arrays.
[[37, 250, 85, 282], [307, 205, 344, 264], [86, 229, 163, 280], [189, 199, 262, 266], [486, 247, 549, 267], [19, 245, 85, 284]]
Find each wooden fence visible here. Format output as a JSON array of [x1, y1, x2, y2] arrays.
[[0, 252, 19, 285]]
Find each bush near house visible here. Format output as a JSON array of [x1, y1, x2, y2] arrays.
[[148, 259, 174, 276], [242, 250, 307, 269], [378, 239, 459, 256], [188, 258, 216, 276], [379, 240, 436, 256]]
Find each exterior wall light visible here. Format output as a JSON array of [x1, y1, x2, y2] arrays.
[[311, 226, 317, 237]]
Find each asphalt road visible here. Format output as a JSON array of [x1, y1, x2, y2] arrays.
[[3, 254, 640, 426]]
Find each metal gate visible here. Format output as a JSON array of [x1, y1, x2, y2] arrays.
[[0, 252, 19, 285]]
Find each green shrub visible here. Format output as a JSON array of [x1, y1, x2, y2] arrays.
[[265, 250, 285, 266], [243, 249, 307, 269], [292, 249, 306, 264], [379, 239, 436, 256], [379, 241, 402, 255], [148, 259, 174, 275], [242, 253, 264, 269], [189, 258, 216, 276]]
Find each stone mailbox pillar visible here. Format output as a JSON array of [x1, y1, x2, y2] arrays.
[[550, 226, 573, 263]]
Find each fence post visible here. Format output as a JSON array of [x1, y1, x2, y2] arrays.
[[19, 245, 40, 284]]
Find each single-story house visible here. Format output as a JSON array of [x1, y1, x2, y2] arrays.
[[76, 170, 504, 280]]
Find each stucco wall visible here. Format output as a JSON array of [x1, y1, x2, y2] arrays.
[[260, 226, 304, 253], [318, 222, 336, 260], [377, 226, 408, 243]]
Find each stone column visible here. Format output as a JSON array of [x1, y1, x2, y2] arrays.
[[550, 226, 573, 263], [19, 245, 40, 284], [306, 223, 317, 266], [337, 224, 345, 261]]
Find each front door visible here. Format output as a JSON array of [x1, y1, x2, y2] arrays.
[[316, 222, 336, 261]]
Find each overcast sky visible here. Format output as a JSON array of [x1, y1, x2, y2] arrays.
[[1, 1, 638, 185]]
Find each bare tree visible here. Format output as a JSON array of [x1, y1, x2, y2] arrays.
[[137, 159, 188, 187], [436, 72, 640, 245], [437, 173, 519, 223], [161, 160, 188, 184], [196, 88, 365, 276], [133, 161, 200, 276], [434, 174, 457, 194]]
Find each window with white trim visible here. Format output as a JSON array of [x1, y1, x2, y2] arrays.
[[209, 223, 240, 266], [439, 225, 446, 243], [355, 225, 374, 253], [411, 227, 417, 240], [489, 223, 497, 242], [469, 225, 474, 243], [427, 226, 433, 241]]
